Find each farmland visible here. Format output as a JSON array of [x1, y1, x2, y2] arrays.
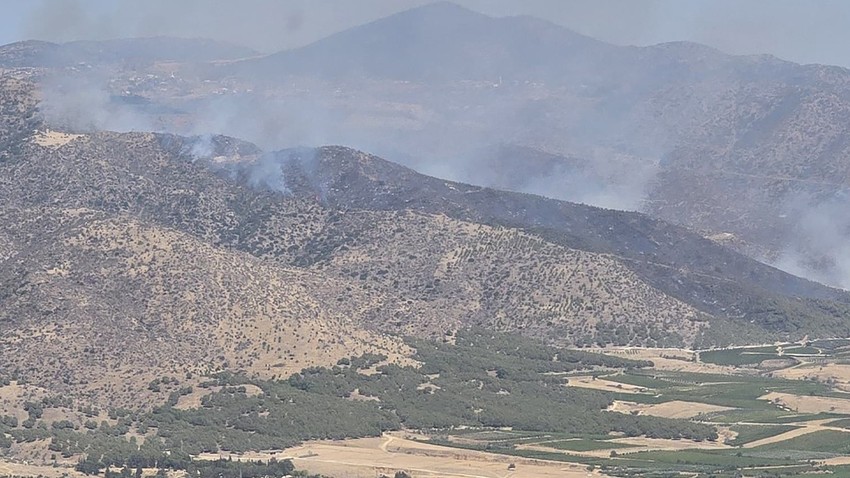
[[6, 336, 850, 478]]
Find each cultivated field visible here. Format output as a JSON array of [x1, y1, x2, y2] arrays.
[[285, 434, 606, 478], [193, 340, 850, 478], [8, 341, 850, 478]]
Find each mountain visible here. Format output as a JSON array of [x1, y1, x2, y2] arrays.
[[230, 2, 798, 92], [243, 146, 850, 338], [229, 1, 616, 83], [0, 37, 257, 69], [0, 125, 706, 403], [3, 61, 850, 411], [214, 2, 850, 288], [2, 68, 850, 405]]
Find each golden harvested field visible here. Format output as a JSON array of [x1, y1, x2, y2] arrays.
[[564, 375, 649, 394], [0, 459, 85, 478], [198, 433, 609, 478], [760, 391, 850, 414], [773, 362, 850, 391], [586, 347, 748, 374], [288, 434, 608, 478], [607, 399, 733, 419]]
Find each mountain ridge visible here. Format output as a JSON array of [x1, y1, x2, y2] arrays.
[[0, 36, 257, 68], [2, 4, 850, 405], [1, 105, 849, 408], [205, 3, 850, 288]]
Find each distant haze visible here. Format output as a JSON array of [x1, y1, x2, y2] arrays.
[[4, 0, 850, 68], [10, 0, 850, 291]]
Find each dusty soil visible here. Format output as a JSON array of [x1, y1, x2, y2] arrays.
[[760, 391, 850, 414], [773, 362, 850, 391], [0, 381, 48, 423], [0, 458, 85, 478], [174, 386, 221, 410], [607, 400, 733, 419], [584, 347, 748, 375], [199, 433, 610, 478], [819, 455, 850, 466], [565, 375, 649, 394], [32, 130, 84, 148]]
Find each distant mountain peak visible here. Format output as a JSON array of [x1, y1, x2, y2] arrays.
[[397, 1, 484, 15], [230, 1, 613, 82]]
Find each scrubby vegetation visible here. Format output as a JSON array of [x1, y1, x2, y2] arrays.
[[0, 329, 725, 476], [7, 330, 850, 478], [77, 457, 302, 478], [277, 329, 714, 440]]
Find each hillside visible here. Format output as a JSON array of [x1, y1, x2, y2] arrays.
[[6, 6, 850, 288], [0, 121, 659, 401], [228, 1, 617, 83], [0, 37, 256, 68], [245, 145, 850, 341], [0, 208, 403, 406], [1, 68, 850, 478], [0, 97, 844, 411], [0, 58, 850, 409], [0, 124, 710, 407], [215, 2, 850, 287]]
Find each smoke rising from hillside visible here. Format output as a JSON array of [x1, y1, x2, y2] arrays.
[[775, 193, 850, 290], [40, 73, 156, 133], [21, 1, 850, 290]]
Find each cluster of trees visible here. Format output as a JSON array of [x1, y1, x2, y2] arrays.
[[144, 377, 398, 454], [9, 328, 716, 472], [593, 321, 685, 348], [187, 458, 295, 478], [423, 328, 653, 373], [78, 453, 296, 478], [282, 329, 714, 440], [54, 429, 170, 464], [0, 414, 16, 447], [0, 79, 40, 162]]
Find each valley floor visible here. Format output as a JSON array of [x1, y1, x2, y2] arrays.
[[195, 433, 607, 478], [9, 338, 850, 478]]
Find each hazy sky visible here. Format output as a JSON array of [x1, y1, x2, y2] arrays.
[[4, 0, 850, 68]]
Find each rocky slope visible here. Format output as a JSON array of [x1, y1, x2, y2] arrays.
[[0, 125, 712, 406], [220, 3, 850, 287], [6, 6, 850, 286], [2, 44, 850, 405]]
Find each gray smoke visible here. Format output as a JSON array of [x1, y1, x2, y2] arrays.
[[40, 72, 156, 133], [774, 192, 850, 290], [19, 0, 850, 290], [186, 93, 340, 150], [243, 155, 290, 193]]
